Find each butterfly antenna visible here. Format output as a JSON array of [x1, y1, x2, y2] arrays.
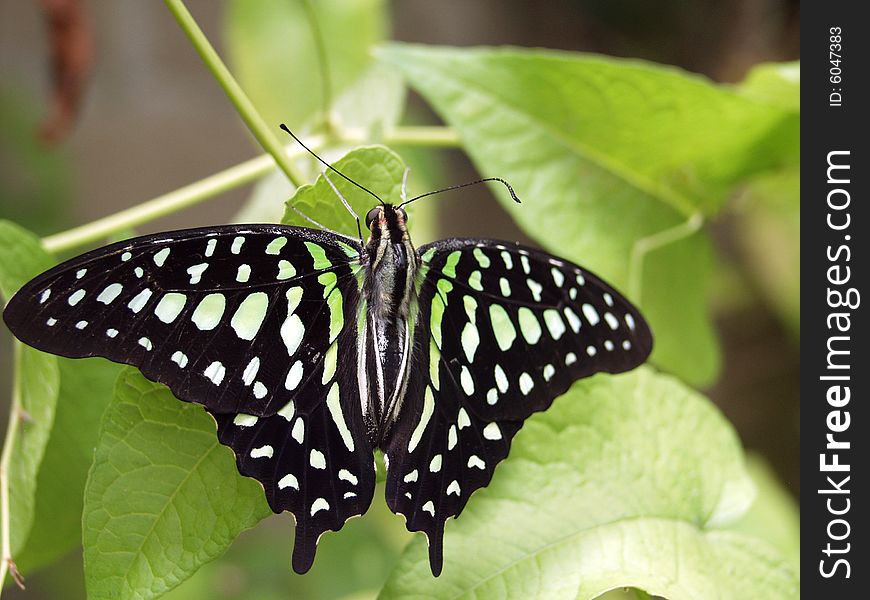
[[287, 205, 358, 242], [279, 124, 385, 206], [398, 177, 521, 208], [322, 171, 364, 244]]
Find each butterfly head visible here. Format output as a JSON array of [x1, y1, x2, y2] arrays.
[[365, 204, 409, 244]]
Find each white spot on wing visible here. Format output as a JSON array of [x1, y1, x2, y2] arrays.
[[138, 337, 152, 351], [231, 292, 269, 340], [429, 454, 442, 473], [39, 289, 51, 303], [423, 501, 435, 516], [326, 383, 354, 452], [127, 289, 152, 313], [565, 352, 577, 365], [191, 293, 225, 330], [446, 480, 461, 496], [526, 279, 543, 301], [519, 372, 534, 395], [171, 351, 188, 367], [154, 293, 187, 323], [242, 357, 260, 386], [284, 361, 304, 390], [310, 498, 329, 515], [250, 445, 273, 459], [105, 328, 118, 337], [582, 303, 600, 326], [457, 407, 471, 430], [233, 414, 258, 427], [468, 455, 486, 469], [153, 248, 171, 267], [408, 387, 435, 452], [277, 400, 295, 422], [75, 320, 88, 329], [460, 365, 474, 395], [339, 469, 358, 485], [204, 361, 226, 385], [483, 423, 503, 440], [236, 264, 251, 283], [494, 364, 509, 393], [604, 312, 620, 330], [309, 449, 326, 469], [231, 236, 245, 254], [404, 470, 418, 483], [278, 474, 299, 490], [186, 263, 209, 284], [291, 418, 304, 443], [68, 289, 86, 306], [543, 364, 555, 381]]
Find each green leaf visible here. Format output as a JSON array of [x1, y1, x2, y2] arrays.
[[380, 47, 793, 383], [15, 358, 121, 574], [0, 221, 61, 559], [82, 369, 272, 600], [224, 0, 388, 128], [282, 146, 407, 237], [738, 61, 800, 111], [380, 367, 798, 598], [725, 455, 800, 572], [733, 168, 800, 338]]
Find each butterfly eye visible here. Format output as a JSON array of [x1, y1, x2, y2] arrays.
[[365, 207, 381, 230]]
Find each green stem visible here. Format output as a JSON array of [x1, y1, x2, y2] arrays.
[[163, 0, 307, 187], [41, 127, 458, 254], [628, 211, 704, 303]]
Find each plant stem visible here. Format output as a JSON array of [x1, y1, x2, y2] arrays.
[[628, 211, 704, 303], [0, 344, 26, 593], [163, 0, 308, 188], [42, 141, 317, 254], [41, 126, 458, 254]]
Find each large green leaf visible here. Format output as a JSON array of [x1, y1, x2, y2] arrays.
[[15, 358, 120, 574], [379, 368, 798, 598], [377, 45, 798, 385], [282, 145, 407, 237], [224, 0, 388, 129], [0, 221, 60, 560], [82, 369, 272, 600]]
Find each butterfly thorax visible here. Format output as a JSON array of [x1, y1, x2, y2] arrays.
[[360, 204, 419, 445]]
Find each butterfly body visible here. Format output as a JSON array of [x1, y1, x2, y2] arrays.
[[360, 204, 419, 443], [3, 202, 652, 576]]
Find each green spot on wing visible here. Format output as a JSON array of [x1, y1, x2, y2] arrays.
[[305, 241, 333, 270], [441, 251, 462, 279]]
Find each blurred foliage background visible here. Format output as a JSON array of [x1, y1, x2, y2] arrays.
[[1, 1, 798, 598]]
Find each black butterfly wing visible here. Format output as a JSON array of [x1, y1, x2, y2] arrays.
[[3, 225, 378, 572], [382, 239, 652, 575], [3, 225, 362, 417]]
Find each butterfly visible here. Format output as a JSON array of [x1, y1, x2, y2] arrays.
[[2, 173, 652, 576]]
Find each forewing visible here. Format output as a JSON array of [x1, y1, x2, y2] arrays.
[[2, 225, 363, 417], [383, 238, 652, 574]]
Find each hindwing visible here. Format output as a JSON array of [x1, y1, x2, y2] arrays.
[[382, 239, 652, 574]]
